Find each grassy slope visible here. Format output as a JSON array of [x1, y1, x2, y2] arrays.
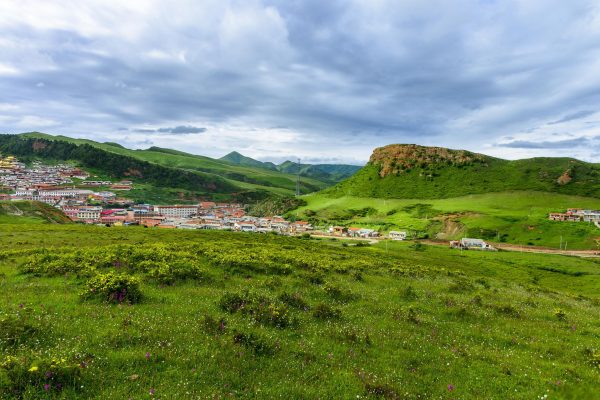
[[293, 191, 600, 249], [325, 158, 600, 199], [0, 226, 598, 399], [20, 133, 328, 195], [0, 201, 71, 224]]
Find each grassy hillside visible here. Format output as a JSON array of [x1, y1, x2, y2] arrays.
[[0, 201, 71, 224], [0, 225, 598, 399], [220, 151, 362, 183], [325, 144, 600, 199], [19, 133, 330, 195], [293, 191, 600, 249]]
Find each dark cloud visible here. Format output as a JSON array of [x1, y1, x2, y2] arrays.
[[498, 137, 590, 149], [548, 110, 596, 125], [156, 126, 207, 134]]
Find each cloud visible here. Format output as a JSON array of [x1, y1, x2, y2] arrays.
[[156, 125, 207, 134], [548, 110, 596, 124], [1, 1, 600, 162], [497, 137, 591, 149], [131, 125, 206, 134]]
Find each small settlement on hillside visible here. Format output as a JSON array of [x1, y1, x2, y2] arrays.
[[549, 209, 600, 227], [0, 154, 313, 234]]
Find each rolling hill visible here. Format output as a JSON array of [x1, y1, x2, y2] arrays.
[[220, 151, 362, 183], [293, 144, 600, 249], [0, 132, 360, 203]]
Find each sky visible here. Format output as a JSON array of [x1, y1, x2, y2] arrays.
[[1, 0, 600, 165]]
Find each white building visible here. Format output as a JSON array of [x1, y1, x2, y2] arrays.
[[154, 205, 199, 218], [389, 231, 407, 240]]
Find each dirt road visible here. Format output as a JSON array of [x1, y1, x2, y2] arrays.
[[422, 239, 600, 258]]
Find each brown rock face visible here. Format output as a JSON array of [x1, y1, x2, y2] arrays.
[[369, 144, 486, 177], [557, 170, 572, 185]]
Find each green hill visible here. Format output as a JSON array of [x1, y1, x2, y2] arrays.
[[0, 201, 71, 224], [325, 144, 600, 199], [16, 132, 331, 196], [292, 144, 599, 249], [220, 151, 278, 171], [221, 152, 362, 184]]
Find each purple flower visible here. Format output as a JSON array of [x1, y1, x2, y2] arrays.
[[145, 352, 151, 360], [19, 303, 24, 309], [447, 384, 454, 391], [43, 384, 50, 391], [45, 371, 53, 378], [149, 387, 155, 396]]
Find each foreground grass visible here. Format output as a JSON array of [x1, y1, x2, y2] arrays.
[[293, 191, 600, 249], [0, 226, 599, 399]]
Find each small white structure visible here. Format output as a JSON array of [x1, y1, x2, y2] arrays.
[[456, 238, 496, 251], [389, 231, 407, 241]]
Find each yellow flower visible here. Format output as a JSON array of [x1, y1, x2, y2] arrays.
[[28, 366, 38, 372]]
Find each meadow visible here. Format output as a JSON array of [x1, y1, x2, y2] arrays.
[[292, 191, 600, 250], [0, 225, 598, 399]]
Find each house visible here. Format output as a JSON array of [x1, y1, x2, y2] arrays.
[[347, 227, 361, 237], [388, 231, 407, 240], [358, 228, 378, 238], [235, 222, 257, 232], [330, 226, 348, 236], [456, 238, 496, 251]]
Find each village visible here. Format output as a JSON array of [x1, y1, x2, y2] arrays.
[[549, 208, 600, 228]]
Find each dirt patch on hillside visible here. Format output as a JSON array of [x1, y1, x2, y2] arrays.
[[432, 212, 480, 239]]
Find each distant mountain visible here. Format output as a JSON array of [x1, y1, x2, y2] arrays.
[[220, 152, 362, 183], [324, 144, 600, 199], [220, 151, 278, 171]]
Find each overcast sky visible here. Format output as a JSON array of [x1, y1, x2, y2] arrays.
[[1, 0, 600, 164]]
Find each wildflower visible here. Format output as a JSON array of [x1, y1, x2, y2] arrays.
[[145, 352, 151, 360], [149, 387, 155, 396], [28, 366, 39, 372], [43, 384, 50, 391], [19, 303, 24, 309], [447, 384, 454, 391]]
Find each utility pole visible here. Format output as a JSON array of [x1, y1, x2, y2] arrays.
[[295, 158, 301, 197]]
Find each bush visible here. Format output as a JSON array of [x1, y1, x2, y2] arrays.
[[80, 272, 142, 304], [279, 292, 310, 311], [323, 283, 357, 302], [554, 309, 567, 321], [148, 261, 211, 285], [313, 303, 342, 320], [0, 355, 83, 396], [219, 291, 294, 328], [201, 315, 227, 335], [0, 309, 44, 349], [232, 331, 275, 356]]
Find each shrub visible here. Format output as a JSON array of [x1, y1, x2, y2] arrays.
[[219, 291, 294, 328], [313, 303, 342, 320], [148, 261, 211, 285], [494, 304, 521, 318], [0, 355, 83, 396], [232, 331, 275, 356], [0, 310, 44, 349], [279, 292, 310, 311], [80, 272, 142, 304], [323, 283, 357, 302], [402, 285, 419, 301], [201, 315, 227, 335], [554, 309, 567, 321], [219, 293, 248, 313]]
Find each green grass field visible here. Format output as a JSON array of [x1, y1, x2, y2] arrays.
[[292, 191, 600, 249], [0, 225, 598, 399]]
